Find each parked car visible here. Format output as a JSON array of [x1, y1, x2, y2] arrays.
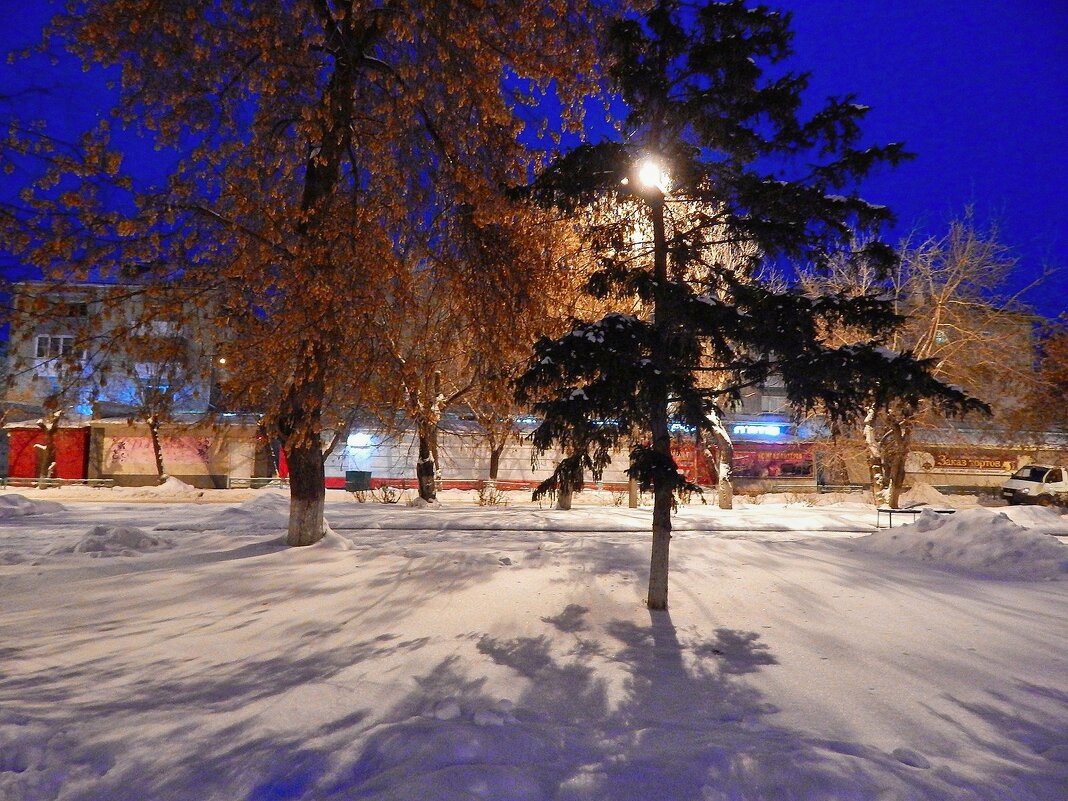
[[1001, 465, 1068, 506]]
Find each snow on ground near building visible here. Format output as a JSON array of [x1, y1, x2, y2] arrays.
[[0, 492, 1066, 800]]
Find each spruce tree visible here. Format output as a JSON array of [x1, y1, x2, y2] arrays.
[[516, 0, 979, 609]]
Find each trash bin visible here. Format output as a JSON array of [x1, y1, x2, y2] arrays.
[[345, 471, 372, 492]]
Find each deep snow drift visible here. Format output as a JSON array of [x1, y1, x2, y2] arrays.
[[0, 488, 1066, 800], [853, 507, 1068, 579]]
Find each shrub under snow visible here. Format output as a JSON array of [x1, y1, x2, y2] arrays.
[[52, 526, 176, 558]]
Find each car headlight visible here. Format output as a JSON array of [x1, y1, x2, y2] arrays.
[[1020, 487, 1031, 494]]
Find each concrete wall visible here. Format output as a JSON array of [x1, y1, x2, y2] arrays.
[[89, 421, 259, 488], [841, 444, 1068, 491], [324, 429, 633, 489]]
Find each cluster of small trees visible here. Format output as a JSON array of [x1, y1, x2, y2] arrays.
[[1, 0, 1054, 608]]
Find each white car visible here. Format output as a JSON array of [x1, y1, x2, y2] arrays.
[[1001, 464, 1068, 506]]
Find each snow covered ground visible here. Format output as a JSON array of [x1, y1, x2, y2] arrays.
[[1, 486, 1066, 800]]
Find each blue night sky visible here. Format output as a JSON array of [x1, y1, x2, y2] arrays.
[[2, 1, 1066, 318]]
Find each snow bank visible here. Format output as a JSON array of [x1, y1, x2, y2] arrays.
[[135, 475, 204, 498], [999, 504, 1068, 532], [807, 491, 871, 506], [312, 524, 354, 551], [742, 491, 811, 506], [0, 493, 65, 518], [155, 491, 289, 532], [51, 525, 176, 557], [899, 481, 979, 509], [853, 508, 1068, 580]]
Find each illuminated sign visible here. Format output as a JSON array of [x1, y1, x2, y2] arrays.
[[731, 423, 783, 437], [346, 432, 372, 448]]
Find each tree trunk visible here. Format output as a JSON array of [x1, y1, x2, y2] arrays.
[[884, 419, 911, 508], [278, 367, 327, 546], [647, 192, 672, 611], [706, 409, 734, 510], [648, 402, 673, 609], [429, 426, 442, 495], [554, 453, 582, 510], [628, 476, 639, 508], [489, 439, 506, 481], [285, 437, 327, 546], [37, 410, 62, 482], [863, 405, 891, 506], [886, 456, 905, 508], [148, 416, 166, 482], [278, 26, 357, 546], [416, 422, 437, 502]]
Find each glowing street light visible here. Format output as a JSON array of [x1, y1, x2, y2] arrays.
[[637, 158, 669, 193]]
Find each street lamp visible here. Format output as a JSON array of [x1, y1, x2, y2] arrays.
[[637, 158, 669, 194], [630, 155, 676, 610]]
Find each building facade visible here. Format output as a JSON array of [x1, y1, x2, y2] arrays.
[[3, 282, 1063, 493], [3, 281, 218, 418]]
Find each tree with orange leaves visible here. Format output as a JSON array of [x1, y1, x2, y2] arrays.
[[7, 1, 603, 544]]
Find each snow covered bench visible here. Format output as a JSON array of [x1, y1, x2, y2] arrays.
[[877, 507, 956, 528]]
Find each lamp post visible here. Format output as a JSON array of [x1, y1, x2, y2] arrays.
[[634, 158, 674, 611]]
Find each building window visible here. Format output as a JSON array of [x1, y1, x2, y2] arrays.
[[760, 394, 788, 413], [146, 319, 179, 337], [35, 335, 75, 359], [59, 302, 89, 317]]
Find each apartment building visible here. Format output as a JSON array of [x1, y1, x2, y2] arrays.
[[4, 281, 220, 414]]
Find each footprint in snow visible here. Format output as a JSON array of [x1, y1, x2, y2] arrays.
[[891, 747, 930, 769]]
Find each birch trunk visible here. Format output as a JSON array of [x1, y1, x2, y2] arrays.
[[862, 405, 891, 506], [37, 410, 62, 481], [148, 415, 166, 482], [706, 409, 734, 510], [885, 419, 912, 509], [416, 422, 437, 502]]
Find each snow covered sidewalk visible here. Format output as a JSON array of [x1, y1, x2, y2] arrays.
[[0, 493, 1066, 800]]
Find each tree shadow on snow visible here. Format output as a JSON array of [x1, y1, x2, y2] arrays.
[[318, 607, 994, 801]]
